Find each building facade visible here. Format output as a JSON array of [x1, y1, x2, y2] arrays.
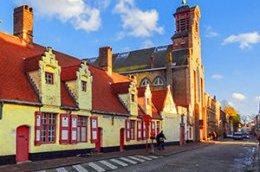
[[91, 3, 206, 141], [0, 5, 187, 165]]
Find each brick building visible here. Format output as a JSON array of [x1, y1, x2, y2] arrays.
[[90, 2, 206, 141]]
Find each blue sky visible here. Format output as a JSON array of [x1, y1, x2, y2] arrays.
[[0, 0, 260, 117]]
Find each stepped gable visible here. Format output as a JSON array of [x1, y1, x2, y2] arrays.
[[0, 31, 80, 107], [88, 65, 129, 115]]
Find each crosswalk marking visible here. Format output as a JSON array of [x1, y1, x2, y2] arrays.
[[56, 167, 68, 172], [99, 160, 118, 169], [120, 157, 138, 164], [128, 156, 146, 162], [136, 155, 152, 160], [148, 155, 159, 159], [88, 162, 106, 172], [110, 159, 128, 167], [72, 164, 88, 172], [36, 170, 46, 172]]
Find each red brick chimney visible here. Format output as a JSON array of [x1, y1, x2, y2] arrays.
[[98, 46, 112, 76], [13, 5, 33, 45]]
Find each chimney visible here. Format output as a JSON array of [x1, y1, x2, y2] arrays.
[[98, 46, 112, 76], [13, 5, 33, 45]]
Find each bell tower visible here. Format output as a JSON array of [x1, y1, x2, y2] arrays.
[[172, 0, 201, 52]]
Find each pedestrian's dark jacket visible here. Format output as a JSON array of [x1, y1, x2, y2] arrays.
[[156, 133, 166, 143]]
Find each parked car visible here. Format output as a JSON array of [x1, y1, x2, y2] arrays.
[[227, 133, 233, 138], [242, 133, 250, 139], [233, 132, 243, 140]]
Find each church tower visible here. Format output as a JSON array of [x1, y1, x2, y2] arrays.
[[171, 0, 205, 142]]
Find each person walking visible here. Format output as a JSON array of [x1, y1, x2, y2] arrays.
[[156, 130, 166, 150]]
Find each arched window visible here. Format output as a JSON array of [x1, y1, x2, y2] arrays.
[[153, 77, 164, 86], [140, 78, 151, 87]]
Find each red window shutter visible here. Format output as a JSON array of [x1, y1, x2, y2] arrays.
[[151, 121, 155, 134], [137, 121, 142, 141], [34, 111, 42, 145], [70, 115, 78, 144], [142, 122, 147, 140], [59, 114, 70, 144], [157, 121, 160, 135], [125, 119, 130, 141], [90, 116, 98, 143]]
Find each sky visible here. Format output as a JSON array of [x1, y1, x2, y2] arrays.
[[0, 0, 260, 117]]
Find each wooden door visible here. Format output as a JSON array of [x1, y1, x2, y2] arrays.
[[96, 127, 102, 153], [120, 128, 124, 152], [16, 126, 29, 162], [180, 126, 185, 145]]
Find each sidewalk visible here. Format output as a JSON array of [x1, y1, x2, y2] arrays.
[[0, 142, 211, 172]]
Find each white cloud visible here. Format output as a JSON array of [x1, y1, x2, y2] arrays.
[[211, 74, 223, 80], [232, 93, 246, 101], [255, 96, 260, 102], [205, 26, 219, 38], [20, 0, 101, 32], [114, 0, 164, 38], [222, 31, 260, 49], [141, 40, 155, 49]]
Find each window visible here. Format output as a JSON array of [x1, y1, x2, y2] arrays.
[[146, 98, 150, 106], [41, 113, 56, 144], [45, 72, 54, 84], [81, 81, 87, 92], [140, 78, 150, 87], [131, 94, 135, 102], [153, 77, 164, 86], [77, 116, 88, 142], [130, 120, 135, 140], [90, 116, 98, 143], [156, 121, 160, 135]]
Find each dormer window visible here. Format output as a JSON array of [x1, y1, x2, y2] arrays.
[[81, 81, 87, 92], [45, 72, 54, 85], [146, 98, 150, 106], [131, 94, 135, 102], [140, 78, 150, 87], [153, 77, 164, 86]]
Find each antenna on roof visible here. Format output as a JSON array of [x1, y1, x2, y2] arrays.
[[182, 0, 187, 5]]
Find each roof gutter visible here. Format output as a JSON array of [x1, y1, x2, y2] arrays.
[[91, 110, 129, 117], [0, 99, 42, 107]]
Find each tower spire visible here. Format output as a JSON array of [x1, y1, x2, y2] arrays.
[[182, 0, 187, 5]]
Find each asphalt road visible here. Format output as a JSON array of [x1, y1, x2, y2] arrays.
[[114, 140, 258, 172]]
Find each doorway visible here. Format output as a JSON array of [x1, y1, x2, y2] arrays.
[[96, 127, 103, 153], [16, 125, 29, 163], [120, 128, 125, 152]]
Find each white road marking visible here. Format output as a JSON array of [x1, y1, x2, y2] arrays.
[[72, 164, 88, 172], [56, 167, 68, 172], [88, 162, 106, 172], [36, 170, 46, 172], [136, 155, 152, 160], [110, 159, 128, 167], [128, 156, 146, 162], [99, 160, 118, 169], [120, 157, 138, 164], [148, 155, 159, 159]]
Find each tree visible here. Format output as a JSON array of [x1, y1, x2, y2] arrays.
[[224, 106, 241, 131]]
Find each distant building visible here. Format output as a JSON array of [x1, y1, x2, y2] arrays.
[[90, 2, 207, 142]]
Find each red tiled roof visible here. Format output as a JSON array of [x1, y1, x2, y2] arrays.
[[61, 82, 77, 108], [152, 90, 167, 112], [137, 95, 161, 119], [61, 65, 80, 81], [111, 82, 130, 94], [0, 31, 80, 105], [89, 65, 129, 115], [137, 87, 146, 97], [151, 103, 161, 119]]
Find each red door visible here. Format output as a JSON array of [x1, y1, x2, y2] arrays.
[[16, 126, 29, 162], [120, 128, 124, 152], [180, 126, 185, 145], [96, 127, 102, 153]]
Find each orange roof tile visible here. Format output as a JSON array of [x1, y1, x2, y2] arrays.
[[111, 82, 130, 94], [89, 65, 129, 115], [152, 90, 168, 112]]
